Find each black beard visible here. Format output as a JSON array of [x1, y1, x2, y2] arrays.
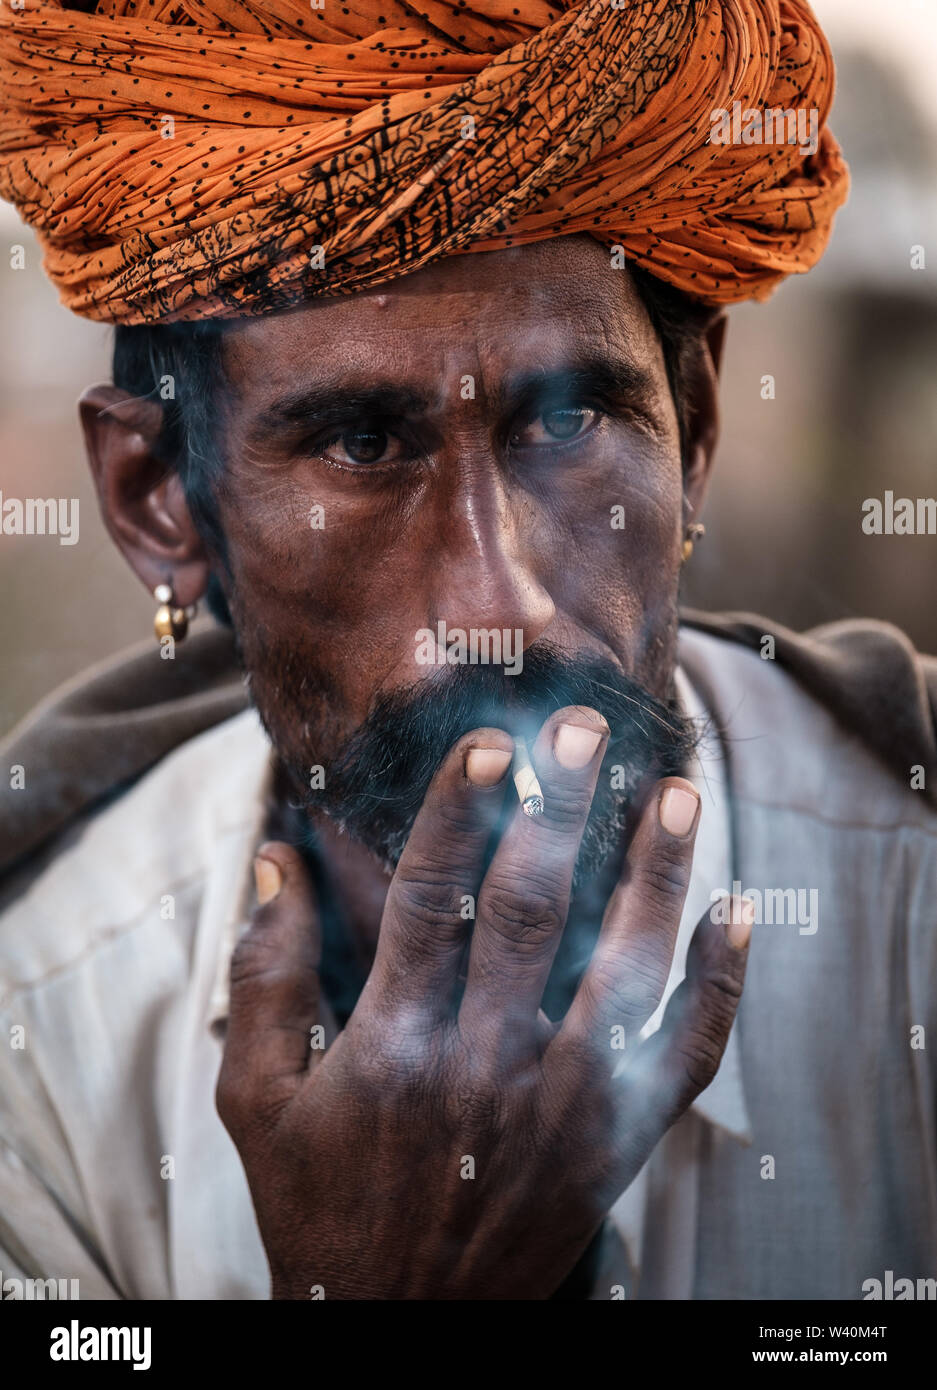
[[269, 641, 698, 884]]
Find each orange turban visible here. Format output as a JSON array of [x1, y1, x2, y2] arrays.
[[0, 0, 848, 323]]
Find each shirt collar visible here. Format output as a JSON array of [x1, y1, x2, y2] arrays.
[[663, 665, 750, 1143]]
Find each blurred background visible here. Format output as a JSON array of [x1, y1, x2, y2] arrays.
[[1, 0, 936, 736]]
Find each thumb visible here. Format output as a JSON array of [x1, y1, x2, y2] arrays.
[[216, 841, 322, 1136]]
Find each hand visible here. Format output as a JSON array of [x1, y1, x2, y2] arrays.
[[216, 706, 751, 1300]]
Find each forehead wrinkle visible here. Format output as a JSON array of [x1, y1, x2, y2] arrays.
[[228, 242, 645, 369], [461, 309, 667, 416], [390, 302, 661, 406], [224, 264, 663, 435]]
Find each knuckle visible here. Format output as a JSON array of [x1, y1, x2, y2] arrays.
[[451, 1077, 504, 1133], [446, 1037, 511, 1130], [480, 874, 566, 948], [548, 1027, 605, 1082], [592, 947, 665, 1026], [632, 845, 692, 905], [432, 796, 488, 840], [381, 1022, 440, 1077], [540, 780, 594, 833], [704, 962, 745, 1011], [350, 1012, 439, 1094], [676, 1024, 728, 1094], [392, 867, 465, 929], [228, 929, 277, 989]]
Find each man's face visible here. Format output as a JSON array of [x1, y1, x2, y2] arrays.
[[206, 235, 699, 869]]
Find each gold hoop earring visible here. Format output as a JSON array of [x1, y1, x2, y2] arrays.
[[153, 583, 196, 642], [681, 522, 706, 564]]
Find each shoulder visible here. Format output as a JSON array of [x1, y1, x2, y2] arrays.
[[679, 616, 937, 833], [0, 708, 272, 1009]]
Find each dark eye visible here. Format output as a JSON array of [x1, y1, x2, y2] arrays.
[[510, 405, 598, 447], [342, 429, 386, 464], [321, 428, 404, 467]]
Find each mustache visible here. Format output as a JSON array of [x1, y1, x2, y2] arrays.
[[286, 641, 699, 875]]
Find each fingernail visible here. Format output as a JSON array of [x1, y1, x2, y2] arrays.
[[254, 856, 282, 905], [658, 785, 700, 837], [726, 896, 755, 950], [466, 746, 513, 787], [554, 723, 604, 770]]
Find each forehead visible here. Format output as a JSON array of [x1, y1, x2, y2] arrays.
[[222, 235, 664, 400]]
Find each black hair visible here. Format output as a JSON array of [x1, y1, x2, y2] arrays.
[[111, 265, 716, 626], [627, 262, 719, 466]]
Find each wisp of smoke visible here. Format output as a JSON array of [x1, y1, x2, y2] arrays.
[[284, 641, 698, 881]]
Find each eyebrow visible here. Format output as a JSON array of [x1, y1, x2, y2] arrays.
[[246, 350, 658, 444], [497, 353, 659, 416], [248, 382, 432, 441]]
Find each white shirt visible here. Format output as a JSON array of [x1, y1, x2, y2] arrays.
[[0, 666, 738, 1299]]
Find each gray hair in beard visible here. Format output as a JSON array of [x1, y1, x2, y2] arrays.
[[279, 642, 700, 883]]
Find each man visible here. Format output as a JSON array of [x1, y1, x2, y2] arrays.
[[0, 0, 933, 1301]]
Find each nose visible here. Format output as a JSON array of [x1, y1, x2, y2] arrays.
[[427, 462, 555, 656]]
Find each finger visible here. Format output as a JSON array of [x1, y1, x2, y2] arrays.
[[367, 729, 515, 1022], [623, 895, 753, 1144], [459, 706, 609, 1054], [558, 777, 700, 1067], [215, 841, 322, 1136]]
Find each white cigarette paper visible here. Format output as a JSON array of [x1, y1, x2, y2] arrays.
[[513, 737, 544, 817]]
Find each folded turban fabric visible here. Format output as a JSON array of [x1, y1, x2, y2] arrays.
[[0, 0, 848, 323]]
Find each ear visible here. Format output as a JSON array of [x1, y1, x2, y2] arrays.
[[682, 311, 727, 523], [79, 383, 210, 607]]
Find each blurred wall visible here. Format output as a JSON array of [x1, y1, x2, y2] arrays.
[[1, 0, 936, 737]]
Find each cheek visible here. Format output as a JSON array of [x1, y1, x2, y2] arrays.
[[540, 440, 684, 665], [215, 472, 436, 713]]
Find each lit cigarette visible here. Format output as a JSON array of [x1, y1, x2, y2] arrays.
[[513, 737, 544, 817]]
